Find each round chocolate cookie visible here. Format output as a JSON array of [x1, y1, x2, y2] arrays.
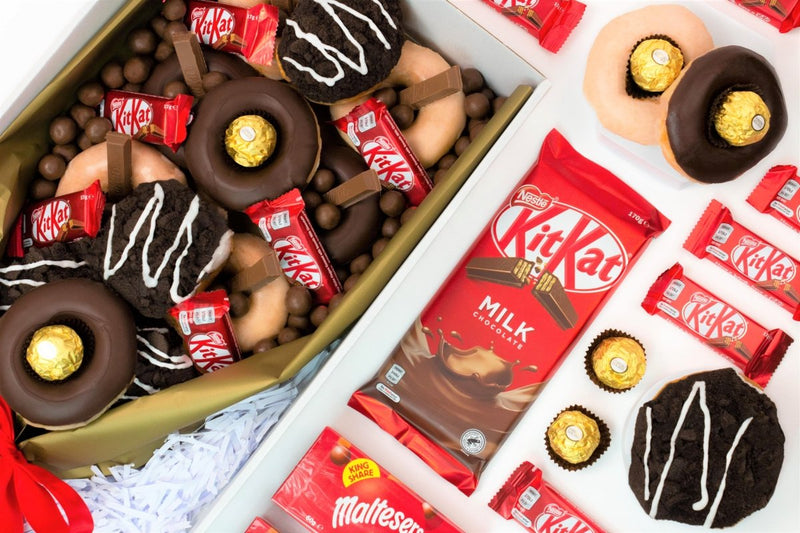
[[85, 180, 233, 318], [278, 0, 404, 103], [628, 368, 784, 528], [0, 279, 137, 429]]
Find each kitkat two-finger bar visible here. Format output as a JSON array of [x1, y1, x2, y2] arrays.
[[348, 130, 670, 494]]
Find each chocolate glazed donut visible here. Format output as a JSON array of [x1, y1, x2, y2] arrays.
[[184, 77, 321, 211], [0, 279, 137, 429], [318, 145, 382, 265], [664, 46, 787, 183]]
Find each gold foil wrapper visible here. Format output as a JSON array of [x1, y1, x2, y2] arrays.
[[225, 115, 277, 167], [591, 337, 646, 390], [546, 410, 601, 464], [630, 39, 683, 93], [26, 325, 84, 381], [714, 91, 771, 146]]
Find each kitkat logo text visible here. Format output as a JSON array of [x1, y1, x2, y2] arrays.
[[361, 136, 413, 191], [681, 293, 747, 340], [31, 200, 70, 243], [492, 193, 627, 292], [273, 236, 322, 289], [534, 503, 594, 533], [731, 238, 796, 283], [190, 7, 234, 44], [110, 97, 152, 136]]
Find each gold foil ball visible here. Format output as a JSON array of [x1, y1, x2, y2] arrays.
[[26, 325, 84, 381], [547, 410, 601, 464], [225, 115, 277, 167], [591, 337, 646, 390], [714, 91, 771, 146], [630, 38, 684, 93]]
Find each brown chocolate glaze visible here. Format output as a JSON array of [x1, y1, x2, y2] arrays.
[[666, 46, 787, 183], [0, 279, 137, 429], [318, 145, 381, 265], [184, 77, 321, 211]]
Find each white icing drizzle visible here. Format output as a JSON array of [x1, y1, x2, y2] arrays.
[[649, 381, 711, 518], [103, 183, 201, 304], [0, 305, 9, 311], [136, 334, 193, 370], [643, 407, 653, 501], [129, 378, 160, 396], [0, 259, 85, 273], [703, 417, 754, 527], [0, 278, 43, 287], [282, 0, 397, 87]]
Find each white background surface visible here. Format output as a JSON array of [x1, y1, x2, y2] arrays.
[[0, 1, 798, 532]]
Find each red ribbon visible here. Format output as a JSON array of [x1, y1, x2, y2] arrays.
[[0, 397, 93, 532]]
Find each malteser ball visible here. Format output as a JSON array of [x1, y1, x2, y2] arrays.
[[77, 132, 92, 151], [372, 237, 389, 258], [101, 62, 125, 89], [465, 92, 490, 119], [30, 178, 58, 200], [163, 21, 188, 46], [312, 168, 336, 194], [374, 87, 398, 108], [390, 104, 414, 130], [164, 80, 189, 98], [481, 87, 495, 102], [461, 68, 484, 94], [151, 16, 168, 38], [400, 206, 416, 225], [77, 81, 105, 107], [228, 291, 250, 318], [382, 217, 400, 238], [438, 153, 457, 170], [469, 120, 486, 141], [344, 273, 361, 292], [70, 104, 96, 129], [287, 314, 310, 330], [162, 0, 187, 21], [315, 203, 341, 230], [379, 190, 406, 217], [454, 135, 470, 156], [84, 117, 113, 144], [52, 143, 79, 163], [38, 154, 66, 181], [124, 56, 152, 84], [202, 71, 229, 91], [328, 293, 345, 311], [434, 168, 449, 185], [350, 254, 371, 275], [50, 116, 78, 145], [492, 96, 507, 114], [302, 190, 323, 211], [330, 444, 350, 465], [253, 337, 278, 353], [122, 82, 142, 93], [155, 41, 174, 62], [310, 305, 328, 327], [285, 285, 313, 316], [128, 27, 158, 55], [277, 327, 301, 345]]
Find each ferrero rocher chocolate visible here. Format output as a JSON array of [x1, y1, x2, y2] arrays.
[[591, 336, 646, 390], [714, 90, 771, 146], [630, 38, 684, 93], [546, 410, 600, 464], [225, 114, 277, 167], [25, 325, 84, 381]]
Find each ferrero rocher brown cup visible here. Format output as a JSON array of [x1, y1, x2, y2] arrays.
[[625, 34, 684, 100], [544, 405, 610, 471], [584, 329, 646, 393]]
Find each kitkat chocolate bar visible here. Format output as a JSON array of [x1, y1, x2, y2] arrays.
[[348, 129, 670, 494], [272, 427, 462, 532]]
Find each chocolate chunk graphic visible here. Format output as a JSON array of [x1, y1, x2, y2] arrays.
[[532, 271, 577, 329], [465, 256, 533, 288]]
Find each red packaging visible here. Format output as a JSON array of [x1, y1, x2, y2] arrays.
[[348, 129, 670, 494], [169, 289, 241, 373], [642, 263, 792, 387], [480, 0, 586, 53], [188, 1, 279, 66], [489, 462, 605, 533], [245, 517, 279, 533], [685, 199, 800, 320], [747, 165, 800, 232], [7, 180, 105, 258], [272, 427, 463, 533], [103, 90, 193, 151], [728, 0, 800, 33], [245, 189, 342, 303], [333, 98, 432, 206]]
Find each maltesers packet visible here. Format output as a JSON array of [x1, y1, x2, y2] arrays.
[[480, 0, 586, 53], [272, 427, 463, 533], [747, 165, 800, 232], [102, 90, 193, 152], [348, 129, 670, 494], [641, 263, 793, 387], [685, 199, 800, 319], [728, 0, 800, 33], [489, 461, 605, 533]]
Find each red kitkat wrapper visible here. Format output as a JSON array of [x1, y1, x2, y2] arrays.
[[747, 165, 800, 233], [333, 98, 432, 206], [642, 263, 793, 387], [348, 129, 670, 494], [188, 1, 279, 66], [7, 180, 105, 258], [245, 517, 279, 533], [685, 199, 800, 320], [481, 0, 586, 53], [489, 461, 605, 533], [169, 289, 241, 373], [273, 427, 463, 533], [245, 189, 342, 303], [103, 90, 193, 151], [728, 0, 800, 33]]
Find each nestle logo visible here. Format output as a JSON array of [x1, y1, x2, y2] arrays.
[[511, 185, 552, 211], [690, 293, 711, 305], [739, 236, 759, 248]]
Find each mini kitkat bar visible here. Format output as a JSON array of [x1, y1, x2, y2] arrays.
[[729, 0, 800, 32], [480, 0, 586, 52], [747, 165, 800, 233]]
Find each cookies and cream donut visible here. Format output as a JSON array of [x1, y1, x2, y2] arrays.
[[85, 180, 233, 319], [184, 77, 321, 211], [0, 279, 137, 430], [277, 0, 404, 104], [55, 139, 186, 196], [658, 46, 787, 183], [583, 5, 713, 145], [121, 326, 198, 400]]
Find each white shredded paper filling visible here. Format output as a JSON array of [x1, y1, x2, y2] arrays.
[[45, 347, 333, 533]]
